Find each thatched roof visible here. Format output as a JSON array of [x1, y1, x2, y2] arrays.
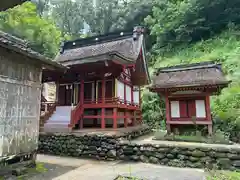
[[1, 0, 27, 11], [150, 61, 230, 90], [0, 30, 66, 70], [55, 30, 144, 65]]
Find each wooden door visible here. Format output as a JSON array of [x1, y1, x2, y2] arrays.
[[105, 80, 113, 98], [65, 86, 72, 106], [84, 82, 94, 101], [58, 85, 66, 105], [187, 100, 196, 118]]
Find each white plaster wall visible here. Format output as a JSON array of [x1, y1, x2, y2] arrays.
[[170, 101, 180, 118], [195, 100, 206, 118], [117, 80, 124, 100], [126, 85, 131, 102], [133, 91, 140, 104]]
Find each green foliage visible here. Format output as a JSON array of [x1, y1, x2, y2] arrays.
[[116, 176, 142, 180], [207, 171, 240, 180], [154, 130, 231, 144], [145, 0, 240, 49], [141, 89, 164, 128], [144, 23, 240, 137], [0, 2, 62, 57], [34, 0, 154, 37]]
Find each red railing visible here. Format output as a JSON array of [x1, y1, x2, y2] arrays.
[[83, 97, 140, 107], [71, 102, 83, 127], [40, 102, 57, 127]]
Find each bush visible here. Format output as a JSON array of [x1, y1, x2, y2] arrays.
[[141, 89, 165, 128]]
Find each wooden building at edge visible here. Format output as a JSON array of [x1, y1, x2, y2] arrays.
[[0, 31, 64, 167], [41, 27, 150, 132], [149, 62, 230, 134]]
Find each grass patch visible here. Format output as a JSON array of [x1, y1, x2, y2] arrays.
[[115, 176, 144, 180], [16, 163, 48, 180], [207, 171, 240, 180], [154, 131, 232, 144]]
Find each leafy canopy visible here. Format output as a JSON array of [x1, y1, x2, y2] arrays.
[[0, 2, 62, 57]]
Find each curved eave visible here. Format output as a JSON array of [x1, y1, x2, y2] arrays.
[[149, 82, 231, 93]]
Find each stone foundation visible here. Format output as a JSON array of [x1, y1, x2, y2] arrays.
[[118, 143, 240, 170], [38, 126, 240, 170], [0, 151, 37, 176]]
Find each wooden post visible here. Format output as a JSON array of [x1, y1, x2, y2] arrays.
[[124, 81, 126, 104], [132, 111, 136, 126], [139, 87, 143, 123], [124, 110, 128, 128], [165, 94, 171, 133], [113, 108, 117, 129], [44, 104, 48, 113], [101, 77, 105, 129], [205, 95, 213, 135], [55, 82, 59, 103], [80, 79, 84, 129]]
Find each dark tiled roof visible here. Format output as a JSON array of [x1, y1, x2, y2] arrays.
[[0, 30, 66, 70], [151, 62, 230, 89], [55, 32, 143, 63], [1, 0, 27, 11]]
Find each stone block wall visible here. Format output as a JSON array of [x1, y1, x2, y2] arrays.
[[118, 143, 240, 170], [38, 126, 152, 160], [38, 126, 240, 170]]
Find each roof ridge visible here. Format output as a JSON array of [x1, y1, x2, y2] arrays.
[[62, 31, 133, 51], [156, 61, 220, 74]]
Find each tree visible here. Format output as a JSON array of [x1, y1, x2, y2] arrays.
[[145, 0, 240, 50], [35, 0, 155, 37], [50, 0, 85, 39], [32, 0, 50, 17], [0, 2, 62, 57]]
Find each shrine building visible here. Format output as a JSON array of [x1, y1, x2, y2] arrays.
[[41, 26, 150, 132], [149, 61, 230, 134]]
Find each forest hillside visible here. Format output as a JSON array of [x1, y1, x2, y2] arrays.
[[142, 0, 240, 139], [0, 0, 239, 139]]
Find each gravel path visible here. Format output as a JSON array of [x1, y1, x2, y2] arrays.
[[37, 154, 207, 180]]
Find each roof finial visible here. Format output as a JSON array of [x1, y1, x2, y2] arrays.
[[133, 26, 145, 41]]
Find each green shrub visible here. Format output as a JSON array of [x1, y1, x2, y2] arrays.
[[207, 171, 240, 180], [141, 89, 165, 128]]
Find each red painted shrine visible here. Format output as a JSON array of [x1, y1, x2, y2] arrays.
[[41, 27, 150, 132], [150, 62, 230, 134]]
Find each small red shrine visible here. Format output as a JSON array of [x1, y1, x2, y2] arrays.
[[150, 62, 230, 134], [41, 26, 150, 132]]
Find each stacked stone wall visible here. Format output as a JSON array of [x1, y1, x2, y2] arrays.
[[38, 127, 240, 170]]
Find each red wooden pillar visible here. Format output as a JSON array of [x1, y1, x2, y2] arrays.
[[165, 94, 171, 133], [132, 111, 136, 126], [101, 78, 106, 129], [205, 95, 213, 135], [139, 86, 142, 124], [113, 108, 117, 129], [124, 110, 128, 128], [80, 79, 84, 129]]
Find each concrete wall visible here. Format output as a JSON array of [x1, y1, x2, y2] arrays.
[[0, 47, 41, 158]]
